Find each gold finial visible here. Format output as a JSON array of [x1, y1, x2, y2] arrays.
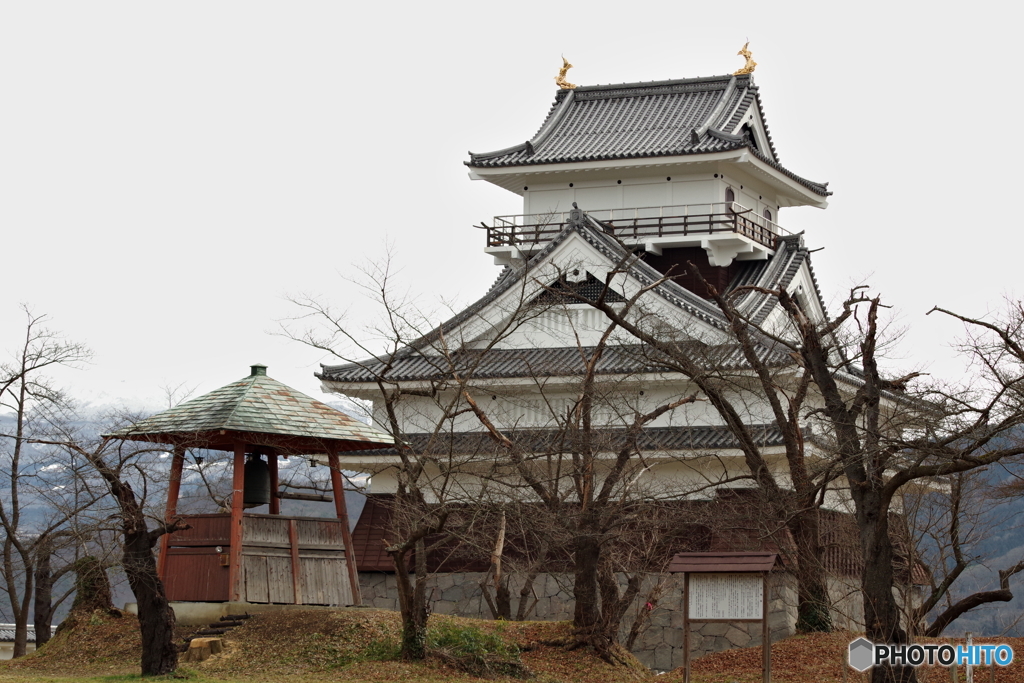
[[733, 42, 757, 75], [555, 56, 577, 90]]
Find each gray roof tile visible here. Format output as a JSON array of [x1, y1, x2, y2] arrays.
[[0, 624, 35, 642], [341, 424, 787, 456], [467, 74, 829, 197], [112, 366, 393, 452], [321, 343, 790, 384], [319, 216, 815, 386]]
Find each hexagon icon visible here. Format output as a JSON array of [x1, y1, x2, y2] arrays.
[[848, 638, 874, 672]]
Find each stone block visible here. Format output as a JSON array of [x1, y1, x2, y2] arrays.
[[700, 622, 729, 637], [433, 600, 456, 614], [641, 627, 664, 648], [713, 636, 730, 651], [650, 609, 671, 627], [634, 650, 655, 669], [370, 597, 390, 609], [653, 644, 672, 671], [664, 627, 684, 648], [670, 611, 685, 629], [441, 586, 464, 603], [671, 645, 687, 671], [724, 626, 750, 647]]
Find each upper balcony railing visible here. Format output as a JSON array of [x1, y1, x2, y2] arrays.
[[484, 202, 788, 251]]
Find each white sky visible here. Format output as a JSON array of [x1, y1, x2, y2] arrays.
[[0, 1, 1019, 411]]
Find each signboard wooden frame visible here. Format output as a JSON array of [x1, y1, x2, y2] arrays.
[[677, 553, 775, 683]]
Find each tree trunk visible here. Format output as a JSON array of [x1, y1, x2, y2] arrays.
[[790, 510, 833, 633], [122, 523, 178, 676], [572, 532, 604, 650], [390, 543, 427, 660], [33, 540, 53, 647], [860, 503, 916, 683], [11, 573, 33, 658], [68, 556, 113, 613]]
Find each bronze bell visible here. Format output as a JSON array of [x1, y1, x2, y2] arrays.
[[243, 454, 271, 509]]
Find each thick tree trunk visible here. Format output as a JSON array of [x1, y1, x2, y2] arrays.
[[860, 503, 916, 683], [572, 533, 603, 646], [11, 574, 33, 658], [790, 510, 832, 633], [390, 543, 427, 660], [122, 524, 178, 676], [33, 542, 53, 647]]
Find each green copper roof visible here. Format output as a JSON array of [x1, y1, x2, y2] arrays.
[[113, 364, 393, 453]]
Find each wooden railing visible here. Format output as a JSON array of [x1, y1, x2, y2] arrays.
[[484, 202, 786, 250]]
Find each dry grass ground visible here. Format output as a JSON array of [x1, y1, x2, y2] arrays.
[[1, 610, 1021, 683]]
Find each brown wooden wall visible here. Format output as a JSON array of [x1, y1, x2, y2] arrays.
[[162, 513, 352, 606]]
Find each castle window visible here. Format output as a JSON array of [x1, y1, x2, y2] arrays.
[[725, 187, 735, 206], [763, 208, 773, 222]]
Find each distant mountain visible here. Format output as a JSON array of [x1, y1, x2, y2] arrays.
[[912, 454, 1024, 637]]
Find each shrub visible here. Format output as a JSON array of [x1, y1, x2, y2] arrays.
[[427, 620, 531, 679]]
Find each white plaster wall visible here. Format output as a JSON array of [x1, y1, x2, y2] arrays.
[[671, 179, 717, 205], [0, 642, 35, 660], [520, 173, 787, 217]]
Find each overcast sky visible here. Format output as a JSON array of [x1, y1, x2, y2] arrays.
[[0, 1, 1018, 411]]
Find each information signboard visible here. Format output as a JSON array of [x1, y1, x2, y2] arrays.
[[688, 572, 763, 620]]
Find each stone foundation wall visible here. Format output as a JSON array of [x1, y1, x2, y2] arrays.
[[359, 570, 801, 671], [828, 575, 865, 631]]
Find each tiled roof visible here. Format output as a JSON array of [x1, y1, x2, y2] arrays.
[[319, 342, 790, 385], [467, 74, 829, 197], [350, 494, 395, 572], [321, 343, 789, 385], [0, 624, 35, 642], [341, 425, 787, 457], [319, 214, 814, 387], [111, 365, 393, 453]]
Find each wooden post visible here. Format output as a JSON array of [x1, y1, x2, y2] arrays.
[[268, 451, 280, 515], [157, 445, 185, 581], [762, 571, 770, 683], [328, 451, 362, 606], [288, 518, 302, 604], [683, 572, 690, 683], [966, 632, 974, 683], [228, 442, 246, 602]]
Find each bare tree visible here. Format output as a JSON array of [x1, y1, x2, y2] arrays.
[[557, 235, 1024, 682], [283, 255, 538, 659], [555, 255, 840, 634], [903, 469, 1024, 637], [288, 255, 734, 665], [0, 308, 98, 658], [33, 427, 190, 676]]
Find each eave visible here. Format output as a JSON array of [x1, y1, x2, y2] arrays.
[[468, 149, 828, 209]]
